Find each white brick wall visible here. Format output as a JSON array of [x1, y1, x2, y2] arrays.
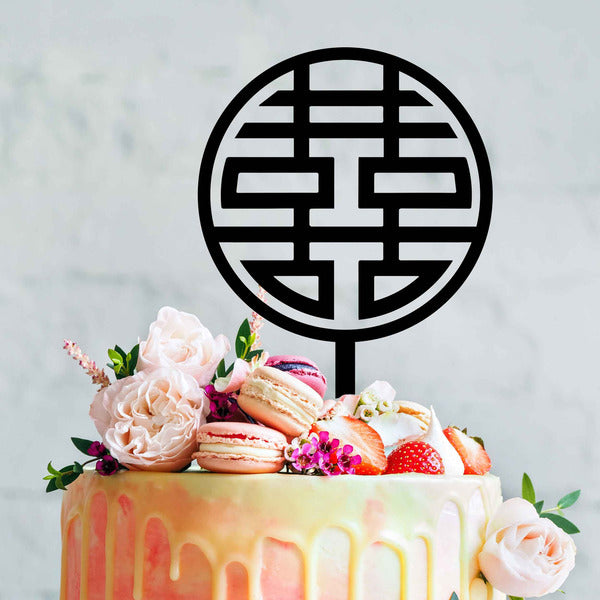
[[1, 1, 597, 597]]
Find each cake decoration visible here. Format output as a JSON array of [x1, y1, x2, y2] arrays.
[[385, 441, 445, 475], [49, 48, 581, 600], [284, 431, 362, 476], [49, 303, 580, 599], [264, 355, 328, 398], [43, 437, 121, 492], [194, 422, 287, 474]]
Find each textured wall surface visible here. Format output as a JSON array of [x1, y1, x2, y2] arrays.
[[2, 1, 598, 598]]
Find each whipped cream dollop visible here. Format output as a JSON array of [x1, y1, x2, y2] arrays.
[[420, 407, 464, 476]]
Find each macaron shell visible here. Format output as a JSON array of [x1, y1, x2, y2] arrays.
[[237, 366, 323, 437], [197, 421, 288, 448], [194, 452, 285, 474], [265, 355, 327, 398], [195, 421, 287, 474]]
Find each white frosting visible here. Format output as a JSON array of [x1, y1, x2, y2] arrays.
[[421, 407, 465, 476], [369, 412, 426, 447]]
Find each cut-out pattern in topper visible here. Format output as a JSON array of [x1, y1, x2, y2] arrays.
[[199, 48, 492, 396]]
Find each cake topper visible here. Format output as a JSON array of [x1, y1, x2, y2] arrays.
[[199, 47, 492, 396]]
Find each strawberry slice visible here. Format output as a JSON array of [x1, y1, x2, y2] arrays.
[[443, 427, 491, 475], [310, 416, 387, 475], [385, 441, 445, 475]]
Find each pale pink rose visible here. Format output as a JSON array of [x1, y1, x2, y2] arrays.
[[479, 497, 576, 597], [137, 307, 230, 386], [90, 367, 209, 471]]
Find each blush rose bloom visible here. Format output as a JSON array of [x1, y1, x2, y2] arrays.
[[90, 367, 209, 471], [137, 307, 230, 386], [479, 497, 576, 597]]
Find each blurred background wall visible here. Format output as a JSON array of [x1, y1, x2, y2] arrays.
[[1, 1, 597, 598]]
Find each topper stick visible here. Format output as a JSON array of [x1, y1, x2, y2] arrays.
[[335, 339, 356, 398]]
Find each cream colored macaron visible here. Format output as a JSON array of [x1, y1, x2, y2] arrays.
[[237, 366, 323, 437]]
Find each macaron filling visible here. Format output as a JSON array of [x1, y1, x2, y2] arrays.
[[197, 443, 284, 459], [248, 377, 319, 424], [270, 362, 318, 373]]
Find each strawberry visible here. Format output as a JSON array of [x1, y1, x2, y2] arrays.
[[443, 427, 491, 475], [310, 416, 387, 475], [385, 441, 445, 475]]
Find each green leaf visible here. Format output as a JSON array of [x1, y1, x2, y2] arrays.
[[128, 344, 139, 373], [71, 437, 93, 455], [225, 362, 234, 376], [558, 489, 581, 509], [508, 596, 524, 600], [114, 345, 127, 360], [107, 348, 123, 364], [245, 349, 263, 361], [472, 436, 485, 449], [43, 475, 54, 481], [449, 593, 459, 600], [533, 500, 544, 515], [54, 473, 66, 490], [522, 473, 536, 504], [73, 461, 84, 474], [46, 478, 58, 493], [61, 471, 80, 488], [216, 359, 226, 378], [47, 461, 60, 476], [541, 512, 580, 534], [235, 319, 251, 357]]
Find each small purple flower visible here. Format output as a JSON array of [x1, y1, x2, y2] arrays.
[[96, 455, 120, 476], [314, 431, 340, 456], [205, 384, 237, 421], [291, 441, 318, 472], [336, 444, 362, 475], [318, 451, 342, 476], [88, 441, 108, 457]]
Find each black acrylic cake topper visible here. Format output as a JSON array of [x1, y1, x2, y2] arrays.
[[198, 47, 492, 397]]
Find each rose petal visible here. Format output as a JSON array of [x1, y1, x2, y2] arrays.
[[214, 359, 251, 393]]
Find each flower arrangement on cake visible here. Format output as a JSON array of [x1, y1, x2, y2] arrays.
[[48, 305, 579, 600]]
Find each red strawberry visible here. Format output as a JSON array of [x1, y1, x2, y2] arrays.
[[310, 416, 387, 475], [443, 427, 491, 475], [385, 441, 445, 475]]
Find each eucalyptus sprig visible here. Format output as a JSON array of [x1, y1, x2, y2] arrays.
[[43, 437, 120, 492], [107, 343, 139, 379], [521, 473, 581, 534]]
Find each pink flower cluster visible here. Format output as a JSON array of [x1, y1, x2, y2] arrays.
[[205, 384, 238, 420], [287, 431, 361, 476], [63, 340, 111, 390], [87, 441, 120, 476]]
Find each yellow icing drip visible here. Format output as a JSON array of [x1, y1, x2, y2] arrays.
[[60, 470, 505, 600]]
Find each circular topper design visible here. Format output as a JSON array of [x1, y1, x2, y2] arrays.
[[199, 47, 492, 345]]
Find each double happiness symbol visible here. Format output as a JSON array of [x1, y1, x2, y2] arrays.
[[199, 48, 492, 396]]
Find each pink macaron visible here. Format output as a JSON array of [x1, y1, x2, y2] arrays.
[[265, 355, 327, 398], [237, 366, 324, 438], [194, 421, 287, 474]]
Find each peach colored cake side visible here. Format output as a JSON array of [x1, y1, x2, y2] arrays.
[[60, 470, 506, 600]]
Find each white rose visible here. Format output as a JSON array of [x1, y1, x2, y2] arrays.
[[137, 306, 230, 386], [90, 367, 209, 471], [479, 497, 576, 597]]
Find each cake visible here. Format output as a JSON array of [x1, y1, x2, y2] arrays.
[[52, 307, 578, 600]]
